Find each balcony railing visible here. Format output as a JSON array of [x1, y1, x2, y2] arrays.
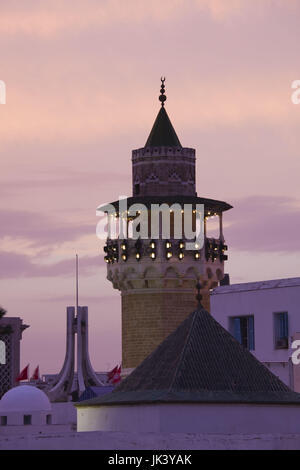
[[103, 237, 227, 264]]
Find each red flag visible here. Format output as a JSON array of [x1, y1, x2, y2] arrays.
[[107, 365, 118, 382], [16, 364, 29, 382], [111, 366, 121, 385], [30, 366, 39, 381]]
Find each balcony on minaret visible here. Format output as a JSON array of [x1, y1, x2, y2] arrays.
[[100, 195, 230, 292]]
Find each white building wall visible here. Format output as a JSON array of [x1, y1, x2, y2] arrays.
[[77, 403, 300, 435], [51, 402, 76, 425], [210, 280, 300, 389], [3, 410, 50, 426], [77, 404, 160, 433]]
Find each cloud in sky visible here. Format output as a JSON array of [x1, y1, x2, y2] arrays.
[[1, 73, 296, 143], [0, 0, 261, 37], [0, 208, 103, 275], [225, 196, 300, 253], [1, 195, 299, 281], [1, 1, 298, 37], [0, 0, 183, 37], [0, 209, 94, 251], [1, 0, 300, 147], [0, 251, 99, 279]]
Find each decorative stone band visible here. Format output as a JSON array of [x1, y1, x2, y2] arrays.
[[132, 146, 195, 161]]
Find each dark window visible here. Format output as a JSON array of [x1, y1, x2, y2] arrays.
[[232, 316, 255, 350], [23, 415, 32, 425], [135, 183, 140, 195], [274, 312, 288, 349], [0, 416, 7, 426], [46, 414, 52, 425]]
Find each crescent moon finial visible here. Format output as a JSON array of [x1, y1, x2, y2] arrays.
[[159, 77, 167, 106]]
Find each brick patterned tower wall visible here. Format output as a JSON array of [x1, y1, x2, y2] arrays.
[[132, 147, 196, 197], [122, 289, 210, 369], [105, 240, 216, 370]]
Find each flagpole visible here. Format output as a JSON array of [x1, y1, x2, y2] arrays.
[[76, 254, 79, 317]]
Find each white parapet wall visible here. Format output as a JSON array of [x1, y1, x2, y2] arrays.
[[77, 402, 300, 435], [3, 430, 300, 450]]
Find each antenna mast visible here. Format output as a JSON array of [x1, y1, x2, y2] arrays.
[[76, 254, 79, 316]]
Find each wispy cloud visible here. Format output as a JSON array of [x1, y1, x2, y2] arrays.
[[0, 0, 184, 37], [225, 195, 300, 253], [0, 0, 259, 38], [0, 251, 99, 279], [0, 209, 93, 248], [1, 1, 297, 37], [0, 73, 296, 143]]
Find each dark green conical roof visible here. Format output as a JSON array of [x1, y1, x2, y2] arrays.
[[145, 106, 182, 148], [77, 305, 300, 407]]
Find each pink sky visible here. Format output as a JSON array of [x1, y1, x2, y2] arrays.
[[0, 0, 300, 374]]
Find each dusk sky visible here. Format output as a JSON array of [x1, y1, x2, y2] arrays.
[[1, 0, 300, 374]]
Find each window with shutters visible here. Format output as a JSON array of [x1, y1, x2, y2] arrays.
[[231, 316, 255, 350], [274, 312, 288, 349]]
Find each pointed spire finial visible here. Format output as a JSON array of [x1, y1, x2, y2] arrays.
[[159, 77, 166, 107], [196, 281, 203, 308]]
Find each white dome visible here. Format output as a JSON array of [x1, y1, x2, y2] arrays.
[[0, 385, 51, 413]]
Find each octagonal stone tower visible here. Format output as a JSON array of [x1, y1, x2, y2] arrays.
[[99, 79, 232, 371]]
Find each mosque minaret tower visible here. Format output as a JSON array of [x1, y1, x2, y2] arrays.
[[99, 79, 232, 371]]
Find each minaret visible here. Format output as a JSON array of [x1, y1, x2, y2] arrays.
[[99, 79, 232, 372]]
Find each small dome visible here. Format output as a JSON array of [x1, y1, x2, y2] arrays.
[[0, 385, 51, 413]]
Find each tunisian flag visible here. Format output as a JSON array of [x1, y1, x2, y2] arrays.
[[30, 366, 40, 381], [111, 366, 121, 385], [16, 364, 29, 382], [107, 365, 118, 382]]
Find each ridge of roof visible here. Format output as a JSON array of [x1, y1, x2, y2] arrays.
[[168, 310, 196, 391]]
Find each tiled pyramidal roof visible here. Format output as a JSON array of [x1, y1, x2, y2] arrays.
[[77, 306, 300, 407], [145, 106, 182, 148]]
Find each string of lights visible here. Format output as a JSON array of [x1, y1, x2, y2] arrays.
[[103, 238, 227, 264]]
